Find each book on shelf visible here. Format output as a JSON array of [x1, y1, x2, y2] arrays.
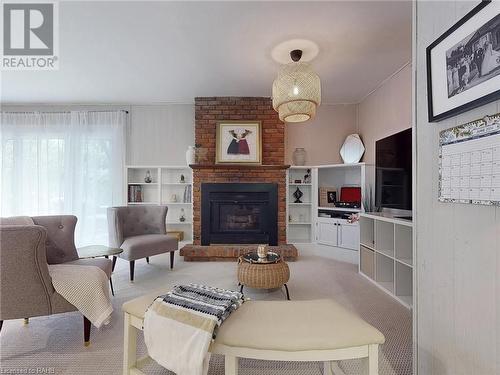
[[182, 185, 192, 203], [128, 185, 143, 203]]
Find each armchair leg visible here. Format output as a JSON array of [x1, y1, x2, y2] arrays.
[[112, 256, 118, 272], [146, 257, 149, 264], [170, 251, 175, 269], [83, 316, 91, 347], [129, 261, 135, 282], [110, 277, 115, 296], [0, 320, 3, 333]]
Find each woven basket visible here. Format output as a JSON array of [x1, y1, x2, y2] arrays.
[[237, 257, 290, 289]]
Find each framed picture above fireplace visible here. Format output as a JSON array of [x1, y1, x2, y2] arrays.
[[216, 121, 262, 164]]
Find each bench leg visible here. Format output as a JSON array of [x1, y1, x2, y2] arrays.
[[224, 355, 238, 375], [324, 361, 334, 375], [368, 344, 379, 375], [123, 313, 138, 375]]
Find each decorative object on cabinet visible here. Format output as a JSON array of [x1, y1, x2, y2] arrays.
[[340, 187, 362, 207], [144, 170, 152, 183], [292, 147, 307, 166], [179, 208, 186, 222], [319, 186, 337, 207], [180, 174, 185, 183], [303, 168, 312, 183], [293, 187, 304, 203], [185, 146, 196, 165], [216, 121, 262, 164], [170, 194, 178, 203], [272, 45, 321, 123], [426, 1, 500, 122], [340, 134, 365, 164]]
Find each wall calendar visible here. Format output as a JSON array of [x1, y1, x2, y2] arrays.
[[439, 113, 500, 206]]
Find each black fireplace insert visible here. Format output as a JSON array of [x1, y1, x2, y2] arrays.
[[201, 183, 278, 245]]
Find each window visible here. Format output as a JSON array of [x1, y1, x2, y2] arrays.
[[0, 111, 126, 246]]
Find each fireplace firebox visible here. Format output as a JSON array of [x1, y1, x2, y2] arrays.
[[201, 183, 278, 245]]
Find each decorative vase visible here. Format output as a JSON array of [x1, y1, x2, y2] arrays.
[[293, 148, 307, 166], [144, 170, 152, 183], [293, 187, 303, 203], [186, 146, 196, 165]]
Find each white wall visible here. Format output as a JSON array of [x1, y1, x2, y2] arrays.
[[357, 64, 412, 164], [285, 104, 357, 165], [1, 103, 195, 166], [416, 2, 500, 374], [128, 104, 194, 165]]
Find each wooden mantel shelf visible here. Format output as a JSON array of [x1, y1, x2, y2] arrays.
[[189, 164, 290, 170]]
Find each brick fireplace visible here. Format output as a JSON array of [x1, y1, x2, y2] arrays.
[[179, 97, 298, 261]]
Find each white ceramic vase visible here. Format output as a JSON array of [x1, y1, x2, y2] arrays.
[[185, 146, 196, 165], [293, 148, 307, 166]]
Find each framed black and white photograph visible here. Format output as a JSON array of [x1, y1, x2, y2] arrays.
[[427, 1, 500, 122]]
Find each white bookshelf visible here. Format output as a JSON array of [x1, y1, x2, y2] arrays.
[[358, 212, 413, 308], [126, 165, 193, 243], [286, 167, 316, 243]]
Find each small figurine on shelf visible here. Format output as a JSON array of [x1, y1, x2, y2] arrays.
[[303, 168, 311, 183], [293, 187, 303, 203], [144, 170, 152, 183], [179, 208, 186, 222], [180, 174, 185, 183]]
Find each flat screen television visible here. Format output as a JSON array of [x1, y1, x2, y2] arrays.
[[375, 128, 412, 211]]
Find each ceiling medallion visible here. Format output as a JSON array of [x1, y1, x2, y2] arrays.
[[272, 46, 321, 123]]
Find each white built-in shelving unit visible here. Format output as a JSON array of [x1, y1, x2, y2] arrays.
[[286, 163, 374, 250], [358, 212, 413, 308], [126, 166, 193, 243], [286, 167, 316, 243]]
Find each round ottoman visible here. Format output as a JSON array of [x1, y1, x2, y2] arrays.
[[237, 255, 290, 300]]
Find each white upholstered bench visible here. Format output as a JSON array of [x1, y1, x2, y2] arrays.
[[122, 292, 385, 375]]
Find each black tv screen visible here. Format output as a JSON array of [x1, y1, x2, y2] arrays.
[[375, 128, 412, 211]]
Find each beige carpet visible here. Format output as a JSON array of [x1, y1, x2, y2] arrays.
[[0, 249, 412, 375]]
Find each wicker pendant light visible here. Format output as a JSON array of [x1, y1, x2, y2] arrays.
[[272, 49, 321, 123]]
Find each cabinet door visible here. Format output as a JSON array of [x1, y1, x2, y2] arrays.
[[316, 220, 338, 246], [338, 222, 360, 250]]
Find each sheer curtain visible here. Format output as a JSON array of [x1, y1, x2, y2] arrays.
[[0, 111, 126, 246]]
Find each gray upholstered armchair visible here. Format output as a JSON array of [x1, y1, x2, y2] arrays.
[[0, 215, 112, 345], [107, 205, 178, 282]]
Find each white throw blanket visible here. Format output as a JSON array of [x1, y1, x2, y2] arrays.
[[48, 264, 113, 328], [144, 284, 244, 375]]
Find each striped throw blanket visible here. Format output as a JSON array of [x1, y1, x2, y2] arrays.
[[144, 284, 245, 375]]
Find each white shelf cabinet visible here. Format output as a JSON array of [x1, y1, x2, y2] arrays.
[[316, 217, 359, 250], [286, 167, 316, 244], [358, 212, 413, 308], [286, 163, 374, 248], [126, 165, 193, 243]]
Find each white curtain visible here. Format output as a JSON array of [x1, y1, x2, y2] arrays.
[[0, 111, 126, 246]]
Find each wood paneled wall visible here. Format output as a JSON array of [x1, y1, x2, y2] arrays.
[[416, 2, 500, 374]]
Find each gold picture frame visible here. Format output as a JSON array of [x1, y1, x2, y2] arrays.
[[216, 121, 262, 164]]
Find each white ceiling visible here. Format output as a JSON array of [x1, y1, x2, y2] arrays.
[[1, 1, 412, 104]]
